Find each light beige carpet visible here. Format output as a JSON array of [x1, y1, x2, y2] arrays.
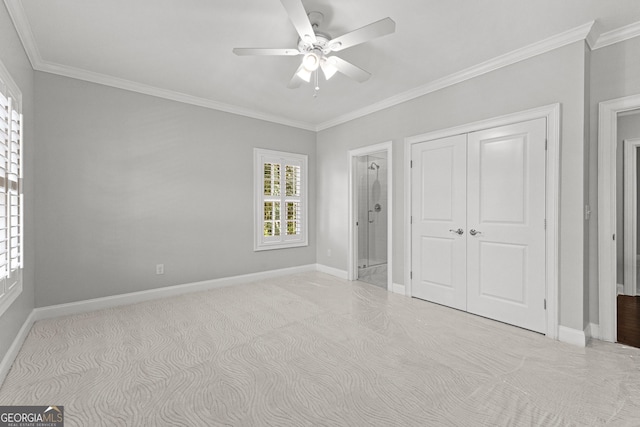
[[1, 272, 640, 426]]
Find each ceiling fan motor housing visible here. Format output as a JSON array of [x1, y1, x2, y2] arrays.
[[298, 32, 333, 54], [295, 12, 343, 54]]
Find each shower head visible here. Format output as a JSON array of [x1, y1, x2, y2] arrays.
[[369, 162, 380, 170]]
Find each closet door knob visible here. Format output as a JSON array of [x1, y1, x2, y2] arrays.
[[469, 229, 482, 236], [449, 228, 464, 235]]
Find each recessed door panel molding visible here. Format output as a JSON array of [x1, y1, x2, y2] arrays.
[[411, 134, 467, 311], [420, 236, 454, 289], [478, 134, 527, 225], [420, 145, 455, 222], [478, 241, 527, 305], [467, 118, 546, 333]]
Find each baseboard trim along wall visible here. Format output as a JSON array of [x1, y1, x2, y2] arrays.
[[2, 263, 593, 386], [558, 325, 588, 347], [0, 310, 36, 386], [33, 264, 319, 322], [315, 264, 348, 280], [586, 323, 600, 341], [392, 283, 406, 295], [1, 264, 322, 385]]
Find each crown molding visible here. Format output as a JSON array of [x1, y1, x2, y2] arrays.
[[6, 0, 638, 133], [316, 21, 594, 131], [3, 0, 44, 69], [36, 61, 316, 131], [3, 0, 316, 131], [592, 21, 640, 50], [585, 21, 601, 50]]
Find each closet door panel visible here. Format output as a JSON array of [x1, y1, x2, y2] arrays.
[[466, 118, 547, 333], [411, 134, 467, 310]]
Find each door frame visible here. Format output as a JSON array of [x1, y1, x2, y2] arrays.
[[624, 138, 640, 297], [347, 141, 393, 291], [599, 94, 640, 342], [404, 103, 560, 339]]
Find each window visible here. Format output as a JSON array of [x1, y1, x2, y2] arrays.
[[0, 62, 23, 318], [254, 148, 307, 251]]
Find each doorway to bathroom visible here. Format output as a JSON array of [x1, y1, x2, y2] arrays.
[[348, 142, 392, 290]]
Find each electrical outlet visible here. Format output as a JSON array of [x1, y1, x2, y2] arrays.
[[156, 264, 164, 275]]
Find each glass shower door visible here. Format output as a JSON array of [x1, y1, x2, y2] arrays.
[[357, 153, 387, 287]]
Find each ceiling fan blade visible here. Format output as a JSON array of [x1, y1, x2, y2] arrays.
[[328, 17, 395, 52], [233, 48, 300, 56], [280, 0, 317, 44], [287, 64, 306, 88], [330, 56, 371, 83]]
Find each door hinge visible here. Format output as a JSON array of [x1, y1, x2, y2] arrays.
[[613, 234, 616, 241], [545, 139, 548, 150], [410, 216, 413, 224], [410, 160, 413, 168], [544, 219, 546, 229], [544, 299, 547, 310], [410, 271, 413, 279], [356, 221, 359, 226]]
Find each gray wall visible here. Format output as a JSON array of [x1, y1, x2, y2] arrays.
[[0, 3, 35, 364], [34, 72, 316, 307], [589, 35, 640, 323], [616, 112, 640, 284], [317, 41, 589, 331]]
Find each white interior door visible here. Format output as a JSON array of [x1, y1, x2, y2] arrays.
[[466, 118, 547, 333], [410, 118, 547, 334], [411, 134, 467, 310]]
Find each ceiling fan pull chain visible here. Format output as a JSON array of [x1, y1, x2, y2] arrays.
[[313, 70, 320, 98]]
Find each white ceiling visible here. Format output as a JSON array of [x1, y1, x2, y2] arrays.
[[6, 0, 640, 130]]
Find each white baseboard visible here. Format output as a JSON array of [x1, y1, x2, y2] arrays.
[[2, 264, 592, 388], [558, 325, 587, 347], [618, 283, 624, 295], [392, 283, 406, 295], [2, 264, 324, 388], [315, 264, 348, 280], [33, 264, 317, 322], [0, 310, 36, 386], [587, 322, 600, 341]]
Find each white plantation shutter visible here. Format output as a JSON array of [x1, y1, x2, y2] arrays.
[[254, 149, 308, 251], [8, 108, 22, 275], [0, 64, 23, 317], [0, 92, 8, 284]]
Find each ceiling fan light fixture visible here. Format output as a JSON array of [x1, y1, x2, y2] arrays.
[[320, 58, 338, 80], [296, 66, 313, 82], [302, 51, 321, 71]]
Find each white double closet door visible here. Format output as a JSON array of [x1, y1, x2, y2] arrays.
[[411, 118, 547, 333]]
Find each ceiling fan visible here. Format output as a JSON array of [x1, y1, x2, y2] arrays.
[[233, 0, 395, 90]]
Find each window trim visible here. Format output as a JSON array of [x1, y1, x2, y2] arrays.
[[254, 148, 308, 251], [0, 59, 23, 318]]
